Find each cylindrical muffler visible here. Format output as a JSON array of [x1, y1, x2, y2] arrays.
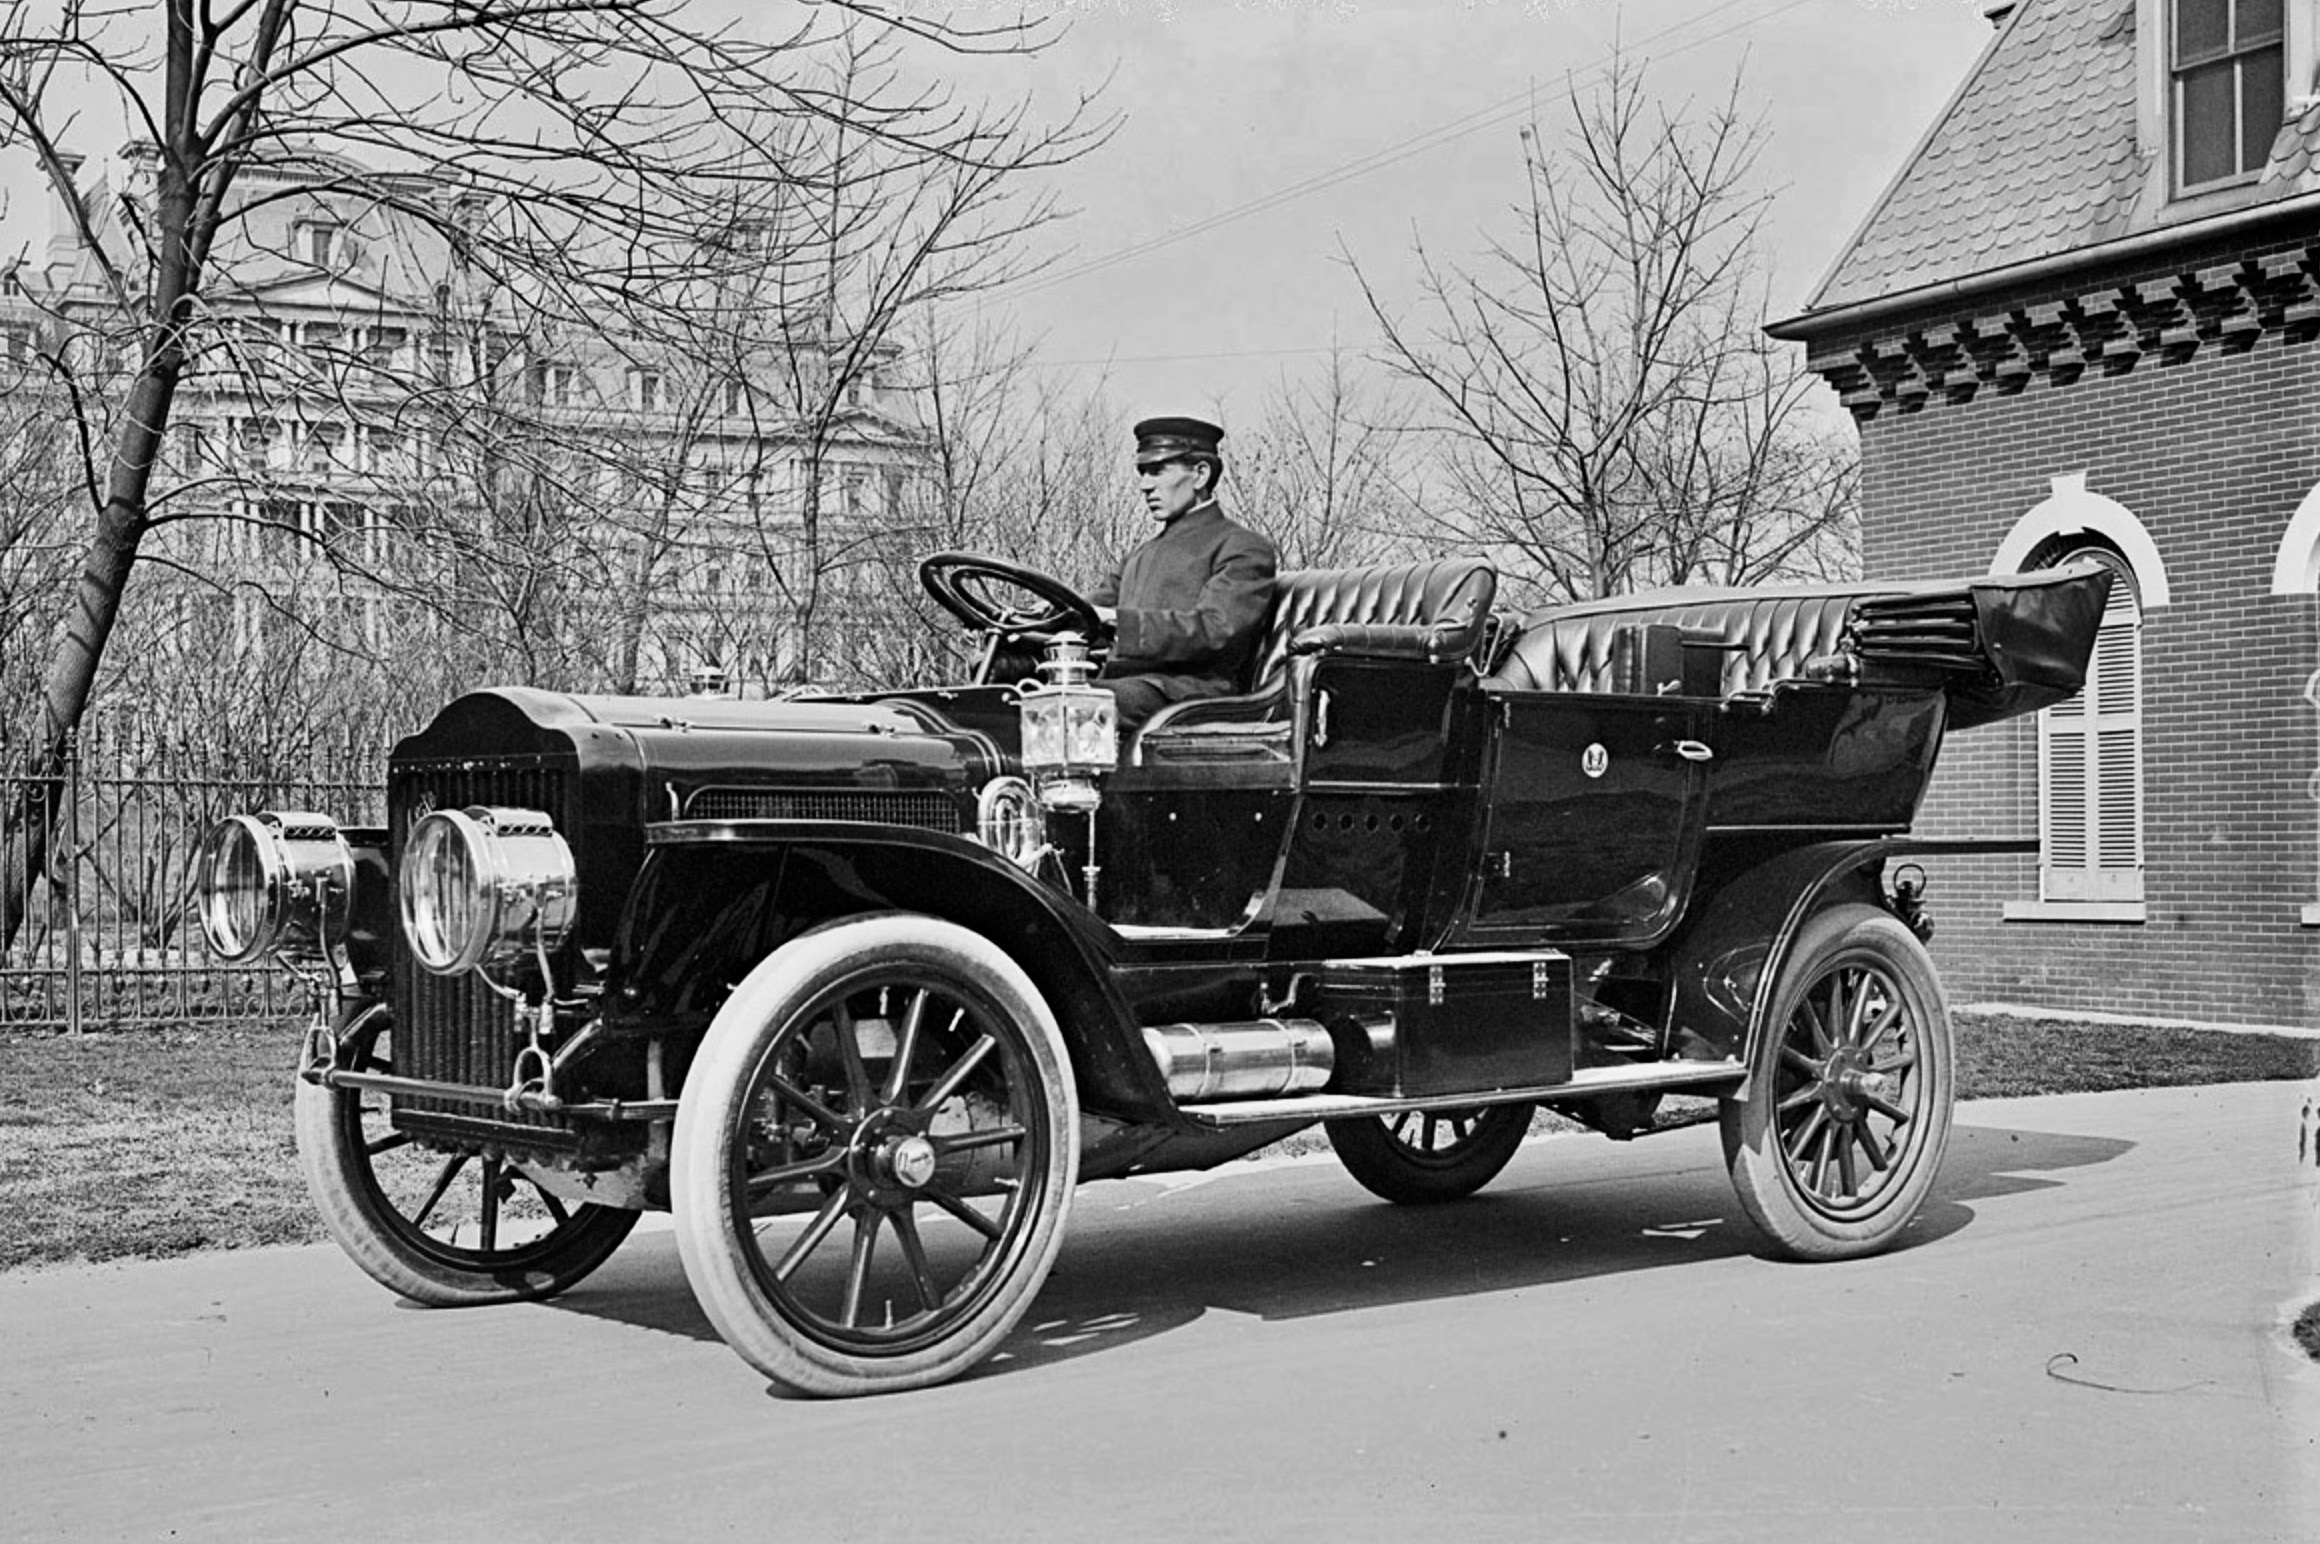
[[1142, 1018, 1336, 1100]]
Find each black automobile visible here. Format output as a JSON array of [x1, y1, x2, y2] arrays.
[[197, 550, 2110, 1396]]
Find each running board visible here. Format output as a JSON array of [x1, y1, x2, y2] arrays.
[[1175, 1058, 1746, 1128]]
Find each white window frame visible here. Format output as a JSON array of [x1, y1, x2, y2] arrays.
[[1994, 477, 2167, 925], [2140, 0, 2307, 209], [296, 221, 339, 267], [2171, 0, 2287, 193], [533, 362, 580, 407], [2034, 547, 2145, 907]]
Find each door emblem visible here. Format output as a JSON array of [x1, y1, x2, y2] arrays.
[[1581, 743, 1609, 778]]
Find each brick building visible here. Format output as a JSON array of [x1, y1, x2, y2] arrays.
[[1770, 0, 2320, 1027]]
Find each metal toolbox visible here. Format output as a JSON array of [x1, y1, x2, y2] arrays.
[[1316, 951, 1574, 1097]]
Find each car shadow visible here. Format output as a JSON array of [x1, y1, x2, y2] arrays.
[[545, 1117, 2136, 1386]]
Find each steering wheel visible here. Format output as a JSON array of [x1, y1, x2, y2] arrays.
[[918, 552, 1107, 641]]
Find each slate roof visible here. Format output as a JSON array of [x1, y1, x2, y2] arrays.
[[1803, 0, 2320, 315]]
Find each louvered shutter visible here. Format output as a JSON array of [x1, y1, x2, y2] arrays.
[[2039, 553, 2142, 901]]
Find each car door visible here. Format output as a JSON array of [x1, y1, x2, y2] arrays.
[[1452, 691, 1714, 947]]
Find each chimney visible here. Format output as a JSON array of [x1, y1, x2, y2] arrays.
[[43, 150, 86, 265]]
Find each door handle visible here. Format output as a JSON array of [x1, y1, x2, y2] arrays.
[[1656, 739, 1714, 762]]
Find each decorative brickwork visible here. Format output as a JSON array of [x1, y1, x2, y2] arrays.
[[1813, 239, 2320, 421]]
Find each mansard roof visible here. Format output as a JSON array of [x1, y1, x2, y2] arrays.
[[1795, 0, 2320, 322]]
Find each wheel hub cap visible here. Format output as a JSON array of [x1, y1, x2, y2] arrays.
[[1820, 1046, 1885, 1119], [886, 1135, 939, 1190], [1843, 1069, 1896, 1105]]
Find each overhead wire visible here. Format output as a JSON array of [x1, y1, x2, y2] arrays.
[[995, 0, 1820, 305]]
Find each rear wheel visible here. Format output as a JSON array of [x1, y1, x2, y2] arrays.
[[671, 915, 1078, 1397], [1720, 904, 1954, 1260], [296, 1001, 638, 1305], [1325, 1103, 1532, 1204]]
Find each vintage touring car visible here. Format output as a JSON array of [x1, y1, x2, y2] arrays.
[[197, 550, 2110, 1396]]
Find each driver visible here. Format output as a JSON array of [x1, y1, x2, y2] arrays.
[[1090, 416, 1279, 729]]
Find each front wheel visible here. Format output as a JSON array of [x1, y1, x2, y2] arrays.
[[671, 915, 1079, 1397], [296, 1002, 638, 1305], [1720, 904, 1954, 1260], [1325, 1103, 1533, 1204]]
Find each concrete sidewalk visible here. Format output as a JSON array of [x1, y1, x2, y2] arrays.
[[3, 1080, 2316, 1543]]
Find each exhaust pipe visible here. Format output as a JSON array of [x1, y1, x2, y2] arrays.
[[1142, 1018, 1336, 1100]]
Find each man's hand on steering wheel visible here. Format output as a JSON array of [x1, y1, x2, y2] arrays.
[[918, 552, 1110, 643]]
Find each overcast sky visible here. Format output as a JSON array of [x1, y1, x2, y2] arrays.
[[987, 0, 1998, 422], [0, 0, 1998, 427]]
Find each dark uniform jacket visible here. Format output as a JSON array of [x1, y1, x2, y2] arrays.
[[1090, 500, 1280, 707]]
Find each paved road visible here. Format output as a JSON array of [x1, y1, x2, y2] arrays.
[[4, 1081, 2316, 1544]]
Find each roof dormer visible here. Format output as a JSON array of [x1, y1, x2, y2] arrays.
[[2135, 0, 2311, 218]]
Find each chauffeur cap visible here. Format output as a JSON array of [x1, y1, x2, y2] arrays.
[[1133, 415, 1225, 468]]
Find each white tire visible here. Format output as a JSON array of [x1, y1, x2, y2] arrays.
[[671, 915, 1078, 1396]]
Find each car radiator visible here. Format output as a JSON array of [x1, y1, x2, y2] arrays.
[[388, 758, 578, 1146]]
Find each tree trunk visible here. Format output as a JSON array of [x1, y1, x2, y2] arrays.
[[1, 488, 155, 950], [0, 265, 190, 947]]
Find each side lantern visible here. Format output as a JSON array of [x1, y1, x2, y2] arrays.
[[398, 806, 577, 977], [1019, 636, 1117, 813], [196, 812, 356, 964]]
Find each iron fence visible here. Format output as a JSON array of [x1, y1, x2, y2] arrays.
[[0, 713, 384, 1032]]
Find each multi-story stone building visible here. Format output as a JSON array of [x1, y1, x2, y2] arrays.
[[1771, 0, 2320, 1025], [6, 142, 928, 696]]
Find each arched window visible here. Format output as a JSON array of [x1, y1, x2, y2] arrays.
[[2267, 479, 2320, 595], [2034, 543, 2144, 905]]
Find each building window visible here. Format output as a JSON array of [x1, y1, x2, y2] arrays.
[[237, 417, 281, 470], [303, 422, 343, 474], [628, 368, 666, 412], [296, 221, 346, 268], [315, 500, 368, 551], [2037, 546, 2144, 904], [2173, 0, 2284, 191], [359, 327, 406, 371], [531, 362, 579, 407], [484, 331, 518, 380], [361, 427, 405, 476]]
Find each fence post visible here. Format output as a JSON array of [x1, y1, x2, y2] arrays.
[[63, 726, 82, 1038]]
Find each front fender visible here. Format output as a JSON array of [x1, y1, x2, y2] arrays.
[[608, 820, 1175, 1121]]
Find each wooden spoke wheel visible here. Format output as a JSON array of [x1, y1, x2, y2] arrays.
[[296, 1002, 637, 1305], [671, 915, 1078, 1397], [1325, 1102, 1533, 1204], [1720, 904, 1955, 1260]]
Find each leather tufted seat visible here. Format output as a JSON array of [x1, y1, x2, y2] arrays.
[[1132, 557, 1497, 763], [1483, 583, 1898, 697]]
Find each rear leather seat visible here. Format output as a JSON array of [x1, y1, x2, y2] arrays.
[[1483, 583, 1895, 696]]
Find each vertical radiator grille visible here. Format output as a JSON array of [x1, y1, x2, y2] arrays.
[[389, 760, 574, 1133]]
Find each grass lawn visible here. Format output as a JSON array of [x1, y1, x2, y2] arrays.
[[1, 1010, 2313, 1274]]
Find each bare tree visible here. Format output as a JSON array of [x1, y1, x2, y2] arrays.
[[833, 312, 1143, 689], [0, 0, 1099, 944], [1350, 59, 1858, 612], [0, 340, 78, 719], [1232, 342, 1423, 571]]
